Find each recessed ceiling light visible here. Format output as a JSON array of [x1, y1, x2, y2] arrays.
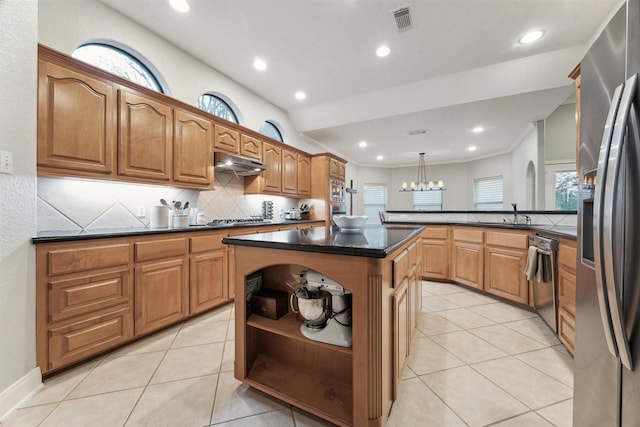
[[253, 58, 266, 71], [376, 45, 391, 58], [359, 141, 367, 148], [376, 155, 384, 160], [472, 126, 484, 134], [294, 91, 306, 100], [169, 0, 190, 13], [467, 146, 477, 152], [519, 30, 544, 45]]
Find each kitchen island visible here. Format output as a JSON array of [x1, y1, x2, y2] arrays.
[[222, 225, 423, 427]]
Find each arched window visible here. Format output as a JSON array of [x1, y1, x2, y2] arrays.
[[259, 120, 284, 142], [72, 43, 164, 93], [196, 94, 239, 124]]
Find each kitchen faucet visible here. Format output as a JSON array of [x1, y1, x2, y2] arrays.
[[511, 203, 518, 225]]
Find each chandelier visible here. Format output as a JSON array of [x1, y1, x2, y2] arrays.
[[400, 152, 445, 192]]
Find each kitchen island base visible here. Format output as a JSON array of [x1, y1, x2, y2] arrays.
[[226, 227, 422, 426]]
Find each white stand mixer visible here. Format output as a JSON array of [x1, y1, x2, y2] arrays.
[[291, 270, 352, 348]]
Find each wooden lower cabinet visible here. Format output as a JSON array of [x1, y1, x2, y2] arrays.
[[452, 242, 483, 289], [557, 239, 577, 354], [134, 257, 189, 335], [484, 246, 528, 304], [190, 250, 227, 314], [422, 238, 449, 280]]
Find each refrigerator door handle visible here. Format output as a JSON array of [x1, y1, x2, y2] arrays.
[[593, 83, 625, 358], [593, 83, 624, 357], [602, 73, 638, 371]]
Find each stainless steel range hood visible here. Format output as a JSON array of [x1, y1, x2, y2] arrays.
[[213, 152, 267, 176]]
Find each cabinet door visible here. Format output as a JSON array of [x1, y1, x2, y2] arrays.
[[190, 250, 228, 314], [484, 246, 528, 304], [135, 258, 188, 335], [262, 141, 282, 193], [452, 242, 483, 290], [240, 134, 262, 160], [422, 238, 449, 280], [297, 154, 311, 197], [558, 306, 575, 354], [173, 108, 213, 188], [228, 245, 236, 301], [282, 149, 298, 195], [214, 123, 240, 154], [393, 278, 409, 400], [408, 267, 419, 340], [118, 88, 172, 182], [38, 59, 116, 175], [329, 158, 346, 180]]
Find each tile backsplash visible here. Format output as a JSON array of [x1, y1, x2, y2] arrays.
[[37, 174, 311, 232]]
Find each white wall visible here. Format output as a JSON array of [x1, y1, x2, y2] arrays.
[[0, 0, 38, 416], [511, 124, 539, 209], [545, 103, 577, 162]]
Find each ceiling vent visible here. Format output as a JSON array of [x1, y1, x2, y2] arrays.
[[392, 5, 414, 33]]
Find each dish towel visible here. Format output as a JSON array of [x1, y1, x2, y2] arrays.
[[524, 246, 538, 280]]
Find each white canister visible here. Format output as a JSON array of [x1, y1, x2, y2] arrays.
[[196, 212, 206, 225], [171, 213, 190, 228], [150, 206, 169, 228]]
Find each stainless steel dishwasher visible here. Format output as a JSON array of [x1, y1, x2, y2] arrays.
[[529, 234, 560, 333]]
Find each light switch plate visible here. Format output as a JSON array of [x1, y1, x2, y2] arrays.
[[0, 150, 13, 174], [137, 206, 146, 218]]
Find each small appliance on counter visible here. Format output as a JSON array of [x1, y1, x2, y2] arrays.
[[290, 269, 352, 347], [261, 200, 274, 220]]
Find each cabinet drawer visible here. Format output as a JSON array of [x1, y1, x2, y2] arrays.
[[47, 243, 130, 276], [453, 228, 484, 244], [49, 306, 133, 370], [559, 242, 577, 271], [134, 237, 188, 262], [49, 268, 131, 323], [485, 231, 528, 249], [190, 233, 226, 253], [422, 227, 448, 240], [393, 250, 409, 286]]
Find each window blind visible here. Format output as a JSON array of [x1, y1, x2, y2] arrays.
[[363, 184, 387, 224], [473, 176, 503, 210], [413, 191, 442, 211]]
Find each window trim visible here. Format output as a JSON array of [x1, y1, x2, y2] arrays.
[[259, 120, 285, 143], [363, 183, 387, 225], [196, 92, 243, 125], [73, 41, 168, 94], [473, 175, 504, 211]]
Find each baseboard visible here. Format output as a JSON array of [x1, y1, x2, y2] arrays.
[[0, 367, 43, 421]]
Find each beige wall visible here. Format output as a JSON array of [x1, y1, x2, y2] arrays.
[[0, 0, 38, 413], [545, 103, 577, 162]]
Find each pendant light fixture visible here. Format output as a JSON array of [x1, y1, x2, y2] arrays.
[[400, 152, 445, 191]]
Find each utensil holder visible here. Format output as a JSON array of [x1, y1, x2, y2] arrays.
[[170, 213, 189, 228]]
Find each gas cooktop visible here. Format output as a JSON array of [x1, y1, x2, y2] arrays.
[[207, 218, 269, 227]]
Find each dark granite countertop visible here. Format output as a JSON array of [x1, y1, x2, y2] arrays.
[[383, 220, 576, 239], [31, 219, 324, 244], [221, 225, 424, 258]]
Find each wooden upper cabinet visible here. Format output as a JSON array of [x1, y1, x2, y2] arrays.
[[329, 158, 346, 180], [173, 108, 213, 188], [282, 148, 298, 195], [297, 154, 311, 197], [240, 134, 262, 161], [262, 141, 282, 193], [38, 59, 116, 175], [214, 123, 240, 154], [118, 88, 172, 182]]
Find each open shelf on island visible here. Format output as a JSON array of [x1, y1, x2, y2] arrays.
[[247, 311, 353, 355], [246, 353, 353, 426]]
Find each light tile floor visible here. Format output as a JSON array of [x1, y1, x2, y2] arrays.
[[3, 281, 573, 426]]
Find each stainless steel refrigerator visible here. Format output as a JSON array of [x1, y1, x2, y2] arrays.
[[575, 0, 640, 425]]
